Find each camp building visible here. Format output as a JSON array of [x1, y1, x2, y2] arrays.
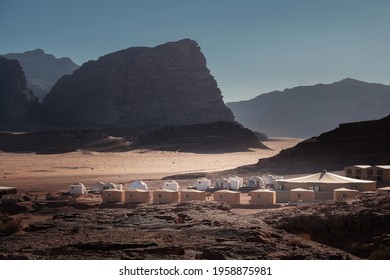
[[276, 170, 376, 203]]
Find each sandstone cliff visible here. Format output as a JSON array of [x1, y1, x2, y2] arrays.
[[3, 49, 79, 101], [0, 57, 39, 124], [42, 39, 234, 127], [227, 78, 390, 138]]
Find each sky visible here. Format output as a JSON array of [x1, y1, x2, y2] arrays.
[[1, 0, 390, 102]]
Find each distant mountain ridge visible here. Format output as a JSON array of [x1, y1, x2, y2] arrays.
[[3, 49, 79, 101], [227, 78, 390, 138]]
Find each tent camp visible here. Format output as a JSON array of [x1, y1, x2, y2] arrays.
[[333, 188, 360, 201], [180, 189, 206, 202], [276, 170, 376, 202], [153, 189, 179, 204], [193, 178, 211, 191], [69, 183, 87, 195], [125, 189, 150, 203], [213, 190, 240, 204], [163, 180, 180, 191], [250, 189, 275, 205], [128, 180, 148, 190], [248, 176, 265, 188]]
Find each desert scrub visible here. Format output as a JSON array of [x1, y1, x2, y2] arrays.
[[0, 213, 22, 236]]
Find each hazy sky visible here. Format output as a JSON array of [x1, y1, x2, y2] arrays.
[[1, 0, 389, 102]]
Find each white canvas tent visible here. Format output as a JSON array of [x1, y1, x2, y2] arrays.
[[215, 178, 230, 189], [69, 183, 87, 195], [277, 170, 376, 192], [248, 176, 264, 188], [90, 182, 105, 193], [163, 180, 180, 191], [128, 180, 148, 190]]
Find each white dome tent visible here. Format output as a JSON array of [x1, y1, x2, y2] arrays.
[[248, 176, 265, 188], [69, 183, 87, 195], [90, 182, 105, 194], [128, 180, 148, 190], [163, 180, 180, 191], [102, 183, 118, 191], [261, 174, 277, 187], [215, 178, 230, 189]]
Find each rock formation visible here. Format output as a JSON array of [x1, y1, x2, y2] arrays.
[[3, 49, 79, 101], [240, 115, 390, 174], [135, 121, 269, 153], [227, 78, 390, 138], [0, 57, 39, 124], [42, 39, 234, 127]]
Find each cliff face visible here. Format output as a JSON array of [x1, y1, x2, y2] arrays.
[[0, 57, 38, 124], [3, 49, 79, 101], [227, 78, 390, 138], [42, 39, 234, 127]]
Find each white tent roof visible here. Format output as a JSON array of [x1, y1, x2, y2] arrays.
[[377, 186, 390, 191], [277, 170, 375, 184], [214, 189, 239, 194], [333, 188, 359, 192], [353, 165, 371, 169], [128, 180, 148, 190], [376, 165, 390, 170], [290, 188, 314, 192]]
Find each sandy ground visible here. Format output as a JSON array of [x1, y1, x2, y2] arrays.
[[0, 138, 302, 192]]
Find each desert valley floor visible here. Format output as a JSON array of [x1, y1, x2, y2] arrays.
[[1, 137, 389, 260]]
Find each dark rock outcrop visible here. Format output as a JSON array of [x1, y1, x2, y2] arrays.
[[260, 193, 390, 259], [42, 39, 234, 128], [0, 57, 39, 124], [240, 115, 390, 174], [0, 129, 132, 154], [135, 121, 269, 153], [227, 78, 390, 138], [0, 200, 356, 259], [3, 49, 79, 101]]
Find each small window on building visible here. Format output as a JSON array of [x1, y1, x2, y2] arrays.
[[346, 169, 352, 175], [158, 193, 162, 198], [129, 194, 133, 198], [342, 193, 347, 199], [256, 194, 262, 199], [185, 194, 190, 199], [108, 193, 112, 197], [219, 195, 224, 200], [297, 193, 302, 199]]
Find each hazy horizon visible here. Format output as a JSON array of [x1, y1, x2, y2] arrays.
[[1, 0, 390, 102]]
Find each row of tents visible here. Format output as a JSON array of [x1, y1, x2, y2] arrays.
[[68, 174, 282, 196]]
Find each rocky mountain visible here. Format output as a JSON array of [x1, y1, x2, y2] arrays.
[[241, 115, 390, 174], [227, 78, 390, 138], [135, 121, 269, 153], [3, 49, 79, 101], [0, 57, 39, 124], [41, 39, 234, 128]]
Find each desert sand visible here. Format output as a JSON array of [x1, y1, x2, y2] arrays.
[[0, 138, 302, 192]]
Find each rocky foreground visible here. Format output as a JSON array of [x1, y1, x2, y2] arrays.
[[4, 193, 389, 260]]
